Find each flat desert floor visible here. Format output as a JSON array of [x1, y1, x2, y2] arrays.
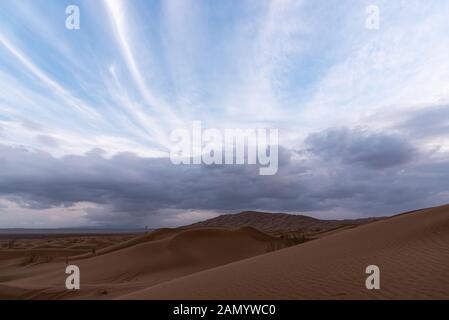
[[1, 205, 449, 300]]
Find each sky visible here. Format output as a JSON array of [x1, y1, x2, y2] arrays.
[[1, 0, 449, 228]]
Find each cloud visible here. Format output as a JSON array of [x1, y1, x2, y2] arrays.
[[103, 0, 181, 146], [304, 128, 416, 169], [0, 132, 448, 227], [399, 104, 449, 139], [1, 1, 449, 227], [35, 135, 61, 148], [0, 34, 99, 120]]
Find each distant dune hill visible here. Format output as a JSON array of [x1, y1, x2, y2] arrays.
[[123, 204, 449, 300], [187, 211, 382, 234]]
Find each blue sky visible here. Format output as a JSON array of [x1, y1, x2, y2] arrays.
[[1, 0, 449, 227]]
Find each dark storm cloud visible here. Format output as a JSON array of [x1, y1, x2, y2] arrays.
[[304, 128, 416, 169], [0, 125, 448, 226], [0, 145, 304, 225]]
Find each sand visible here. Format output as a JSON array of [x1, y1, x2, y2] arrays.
[[122, 205, 449, 300], [0, 205, 448, 300], [0, 227, 289, 299]]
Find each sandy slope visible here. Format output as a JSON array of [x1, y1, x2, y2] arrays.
[[0, 227, 287, 299], [121, 204, 449, 300]]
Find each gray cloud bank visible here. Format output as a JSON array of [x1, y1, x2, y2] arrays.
[[1, 121, 449, 227]]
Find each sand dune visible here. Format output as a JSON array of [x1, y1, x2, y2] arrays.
[[188, 210, 382, 234], [122, 204, 449, 300], [1, 205, 448, 300], [0, 227, 288, 299]]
